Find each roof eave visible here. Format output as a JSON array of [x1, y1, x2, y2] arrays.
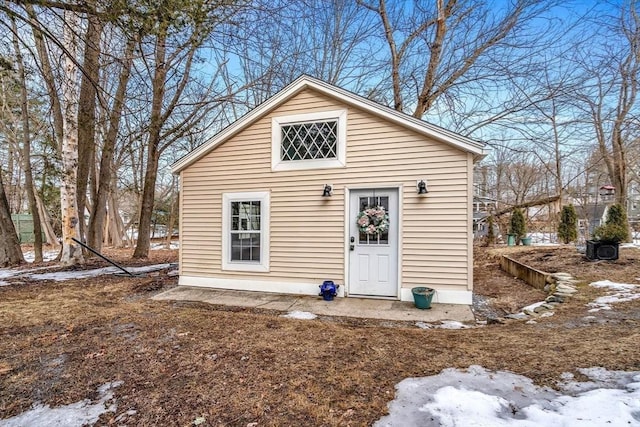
[[171, 76, 312, 174], [304, 77, 486, 155], [171, 75, 487, 173]]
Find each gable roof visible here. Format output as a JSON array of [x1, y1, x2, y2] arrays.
[[576, 204, 608, 221], [172, 75, 488, 173]]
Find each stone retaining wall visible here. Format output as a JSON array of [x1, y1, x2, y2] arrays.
[[490, 255, 581, 323]]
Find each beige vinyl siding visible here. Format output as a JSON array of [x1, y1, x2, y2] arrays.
[[180, 88, 472, 292]]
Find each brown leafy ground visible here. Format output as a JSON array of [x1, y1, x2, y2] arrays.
[[0, 245, 639, 426]]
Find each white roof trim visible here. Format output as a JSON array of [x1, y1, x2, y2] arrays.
[[172, 75, 487, 173]]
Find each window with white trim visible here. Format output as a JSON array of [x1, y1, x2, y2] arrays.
[[222, 192, 270, 272], [271, 109, 347, 171]]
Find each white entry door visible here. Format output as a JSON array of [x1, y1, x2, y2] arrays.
[[348, 189, 399, 298]]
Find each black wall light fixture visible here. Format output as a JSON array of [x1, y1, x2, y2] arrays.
[[417, 179, 428, 194], [322, 184, 333, 197]]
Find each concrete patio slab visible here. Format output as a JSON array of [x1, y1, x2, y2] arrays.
[[153, 286, 475, 323]]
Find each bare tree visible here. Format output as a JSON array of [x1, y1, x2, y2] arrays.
[[10, 17, 44, 262], [86, 35, 136, 252], [0, 169, 24, 267], [25, 5, 63, 148], [572, 3, 639, 220], [357, 0, 556, 119], [76, 7, 102, 241], [132, 1, 242, 258], [500, 59, 589, 210]]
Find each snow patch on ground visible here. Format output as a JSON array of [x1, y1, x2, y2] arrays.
[[587, 280, 640, 312], [0, 263, 174, 286], [29, 264, 172, 282], [22, 250, 60, 263], [0, 270, 19, 281], [150, 241, 179, 250], [415, 322, 432, 329], [375, 365, 640, 427], [434, 320, 471, 329], [521, 301, 546, 312], [281, 311, 317, 320], [558, 367, 640, 394], [0, 265, 58, 283], [527, 232, 557, 245], [620, 242, 640, 248], [0, 381, 123, 427], [415, 321, 472, 330]]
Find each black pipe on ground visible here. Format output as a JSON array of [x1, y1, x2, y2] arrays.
[[71, 237, 138, 277]]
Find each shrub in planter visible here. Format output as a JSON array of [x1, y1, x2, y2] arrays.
[[557, 204, 578, 244], [509, 209, 526, 245], [593, 223, 627, 243], [593, 203, 628, 243], [486, 215, 496, 246], [587, 203, 628, 261]]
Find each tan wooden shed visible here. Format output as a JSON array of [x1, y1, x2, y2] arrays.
[[172, 76, 486, 305]]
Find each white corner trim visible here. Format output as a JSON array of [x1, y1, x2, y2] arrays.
[[178, 275, 345, 297], [221, 191, 270, 272], [343, 186, 350, 296], [400, 288, 473, 305], [271, 109, 347, 172], [396, 184, 404, 299]]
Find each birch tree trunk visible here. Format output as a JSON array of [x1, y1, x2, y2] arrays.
[[60, 10, 84, 265]]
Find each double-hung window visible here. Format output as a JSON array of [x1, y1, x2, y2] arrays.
[[271, 109, 347, 171], [222, 192, 270, 272]]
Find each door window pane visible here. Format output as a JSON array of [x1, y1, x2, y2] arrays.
[[358, 196, 390, 245]]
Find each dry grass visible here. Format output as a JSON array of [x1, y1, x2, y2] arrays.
[[0, 246, 639, 426], [505, 244, 640, 284], [473, 246, 548, 316]]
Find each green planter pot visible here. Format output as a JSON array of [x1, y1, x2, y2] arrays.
[[507, 234, 516, 246], [521, 237, 532, 246], [412, 287, 435, 309]]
